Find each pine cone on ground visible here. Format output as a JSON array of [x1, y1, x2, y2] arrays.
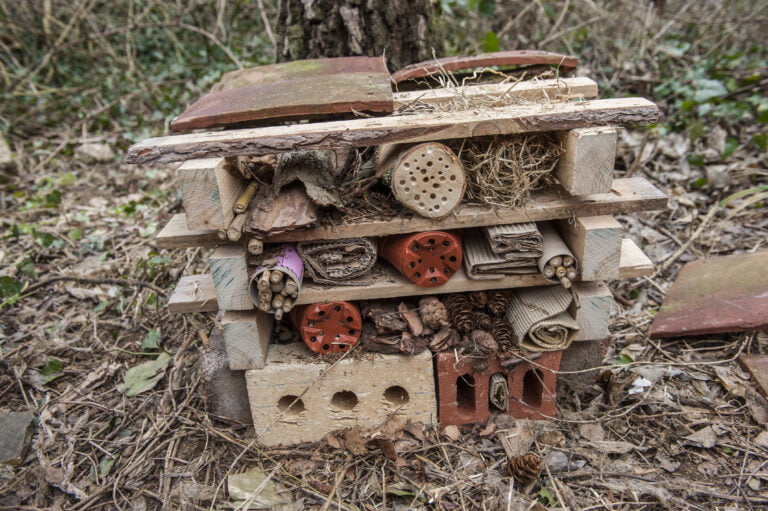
[[507, 453, 542, 482], [445, 294, 474, 333], [418, 296, 450, 330], [473, 311, 493, 331], [487, 290, 511, 317], [468, 291, 488, 309]]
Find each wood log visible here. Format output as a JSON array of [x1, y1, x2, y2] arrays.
[[177, 157, 245, 231], [126, 98, 660, 164], [378, 142, 466, 218], [209, 245, 252, 310], [555, 215, 623, 281], [556, 127, 618, 195]]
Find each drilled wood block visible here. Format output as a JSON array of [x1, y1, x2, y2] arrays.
[[245, 344, 436, 446]]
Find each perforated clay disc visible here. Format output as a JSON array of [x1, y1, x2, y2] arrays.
[[391, 143, 466, 219], [292, 302, 362, 354]]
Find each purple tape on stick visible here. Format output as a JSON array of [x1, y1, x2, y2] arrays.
[[249, 244, 304, 311]]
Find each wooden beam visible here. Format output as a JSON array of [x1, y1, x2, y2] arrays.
[[618, 238, 654, 278], [168, 274, 218, 313], [166, 241, 653, 313], [571, 281, 613, 341], [155, 213, 222, 249], [125, 97, 660, 164], [209, 245, 252, 311], [154, 178, 667, 249], [392, 77, 598, 110], [556, 127, 618, 195], [554, 215, 623, 281], [177, 157, 246, 231], [221, 310, 273, 370]]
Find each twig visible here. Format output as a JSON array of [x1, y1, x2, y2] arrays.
[[21, 276, 167, 298], [658, 203, 719, 272]]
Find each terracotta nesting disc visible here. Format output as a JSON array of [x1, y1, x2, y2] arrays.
[[291, 302, 362, 354]]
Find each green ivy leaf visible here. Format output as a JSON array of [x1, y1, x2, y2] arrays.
[[40, 357, 65, 384], [692, 78, 727, 103], [141, 329, 161, 350], [0, 276, 23, 299], [118, 352, 171, 396], [482, 31, 500, 53], [753, 133, 767, 152], [722, 137, 739, 159]]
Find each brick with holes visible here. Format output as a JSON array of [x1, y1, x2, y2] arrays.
[[245, 343, 436, 446], [435, 350, 562, 426]]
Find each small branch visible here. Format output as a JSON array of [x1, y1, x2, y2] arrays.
[[22, 276, 167, 298]]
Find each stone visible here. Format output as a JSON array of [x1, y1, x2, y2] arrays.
[[201, 329, 253, 425], [0, 135, 14, 171], [75, 142, 114, 164], [0, 411, 34, 465]]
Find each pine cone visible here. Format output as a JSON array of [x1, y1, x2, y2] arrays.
[[487, 290, 511, 317], [418, 296, 450, 330], [470, 329, 498, 355], [445, 294, 474, 333], [468, 291, 488, 309], [507, 453, 542, 482], [491, 317, 514, 350], [473, 311, 493, 330]]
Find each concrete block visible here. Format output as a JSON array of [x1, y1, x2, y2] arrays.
[[202, 329, 253, 425], [558, 337, 612, 386], [435, 351, 562, 426], [245, 343, 436, 446]]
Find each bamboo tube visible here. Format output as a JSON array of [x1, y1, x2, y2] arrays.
[[555, 266, 567, 278], [272, 294, 284, 309], [217, 228, 227, 240], [247, 237, 264, 255], [274, 308, 284, 321], [549, 255, 563, 267], [226, 213, 246, 242], [284, 280, 298, 296], [559, 277, 572, 288], [282, 297, 293, 313], [269, 270, 284, 284], [567, 269, 578, 280], [543, 265, 556, 278], [270, 281, 284, 293], [233, 180, 258, 214], [563, 255, 575, 268], [257, 271, 270, 291]]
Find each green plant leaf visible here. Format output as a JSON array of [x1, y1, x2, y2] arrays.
[[118, 352, 171, 396], [482, 31, 499, 53], [722, 137, 739, 159], [0, 276, 23, 299], [687, 153, 705, 166], [40, 357, 65, 384], [616, 354, 634, 366], [693, 78, 728, 103], [753, 133, 767, 151], [720, 185, 768, 206], [141, 329, 161, 350]]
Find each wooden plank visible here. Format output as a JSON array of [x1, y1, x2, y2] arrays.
[[618, 238, 654, 279], [177, 157, 246, 232], [222, 310, 273, 370], [556, 127, 618, 195], [171, 56, 393, 131], [392, 77, 598, 109], [391, 50, 578, 83], [155, 213, 223, 249], [166, 243, 654, 313], [168, 275, 218, 313], [209, 245, 252, 311], [572, 281, 613, 341], [126, 97, 660, 164], [554, 215, 623, 281], [155, 177, 667, 248]]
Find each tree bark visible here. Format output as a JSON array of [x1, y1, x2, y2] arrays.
[[274, 0, 445, 70]]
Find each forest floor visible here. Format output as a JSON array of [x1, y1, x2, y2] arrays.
[[2, 2, 768, 510]]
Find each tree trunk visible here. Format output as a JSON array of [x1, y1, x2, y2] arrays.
[[275, 0, 445, 70]]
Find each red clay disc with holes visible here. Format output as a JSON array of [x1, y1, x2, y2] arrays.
[[379, 231, 462, 287], [291, 302, 362, 354]]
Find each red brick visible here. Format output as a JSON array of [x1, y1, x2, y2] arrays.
[[435, 351, 562, 426]]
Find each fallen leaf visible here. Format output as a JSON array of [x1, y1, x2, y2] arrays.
[[746, 390, 768, 425], [342, 428, 367, 456], [442, 425, 461, 441], [478, 422, 497, 437], [714, 366, 747, 398], [754, 430, 768, 449], [402, 422, 424, 441], [118, 352, 171, 396], [578, 423, 605, 443], [591, 440, 640, 454], [497, 420, 535, 457], [537, 430, 565, 447], [326, 433, 342, 450], [141, 329, 161, 350], [684, 426, 718, 449], [367, 438, 398, 462], [228, 466, 292, 508], [654, 453, 680, 473]]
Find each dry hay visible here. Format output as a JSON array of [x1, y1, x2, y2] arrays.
[[449, 133, 562, 208]]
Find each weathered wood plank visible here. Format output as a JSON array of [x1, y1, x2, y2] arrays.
[[155, 177, 667, 248], [221, 310, 272, 370], [556, 127, 618, 195], [209, 245, 252, 311], [177, 157, 245, 231], [155, 213, 223, 249], [391, 50, 578, 83], [555, 215, 623, 281], [392, 77, 598, 109], [126, 98, 660, 164], [618, 238, 654, 278], [572, 281, 613, 341], [168, 274, 218, 313], [166, 243, 654, 313]]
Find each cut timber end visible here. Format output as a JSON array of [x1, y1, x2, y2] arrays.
[[177, 157, 246, 231], [571, 281, 613, 341], [618, 238, 654, 278], [555, 215, 623, 281], [556, 127, 618, 195], [209, 245, 252, 311], [221, 310, 273, 370], [384, 142, 466, 218], [168, 274, 218, 313], [155, 213, 223, 249], [245, 343, 436, 446], [125, 97, 660, 164]]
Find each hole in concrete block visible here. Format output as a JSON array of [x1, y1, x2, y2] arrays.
[[331, 390, 358, 410], [384, 385, 410, 405], [277, 395, 305, 415], [456, 374, 476, 415], [522, 369, 544, 409]]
